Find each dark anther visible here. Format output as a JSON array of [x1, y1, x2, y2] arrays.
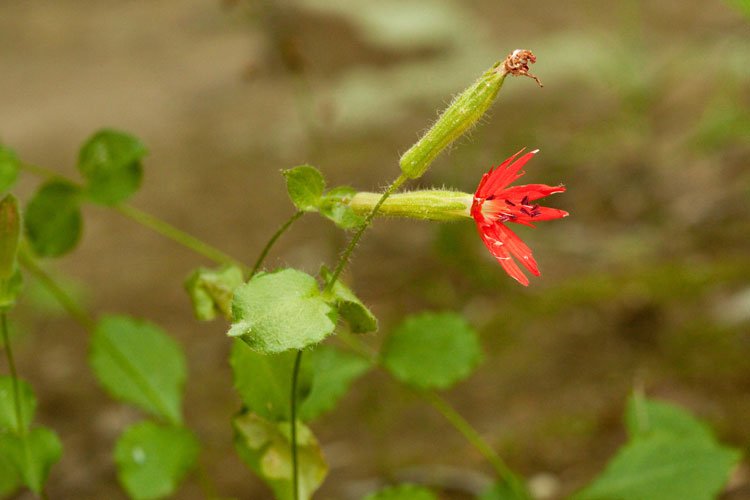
[[487, 195, 495, 200], [532, 204, 540, 210], [521, 195, 530, 205], [504, 199, 515, 206], [520, 207, 532, 216]]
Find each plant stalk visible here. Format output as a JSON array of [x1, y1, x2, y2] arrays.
[[290, 349, 303, 500], [252, 211, 304, 276]]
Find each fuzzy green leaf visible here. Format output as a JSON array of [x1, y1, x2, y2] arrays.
[[233, 412, 328, 500], [114, 421, 199, 500], [319, 186, 365, 229], [0, 376, 36, 433], [228, 268, 337, 354], [90, 315, 186, 424], [230, 340, 313, 422], [362, 484, 438, 500], [283, 166, 325, 212], [0, 426, 62, 495], [321, 266, 377, 333], [299, 346, 372, 421], [184, 265, 244, 321], [0, 144, 20, 193], [24, 181, 83, 257], [78, 129, 146, 205], [381, 312, 482, 389], [0, 451, 21, 498]]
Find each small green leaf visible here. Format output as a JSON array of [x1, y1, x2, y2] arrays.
[[625, 395, 715, 442], [571, 435, 740, 500], [0, 376, 36, 433], [184, 265, 244, 321], [298, 346, 372, 421], [0, 195, 20, 280], [362, 484, 438, 500], [114, 421, 199, 500], [381, 312, 482, 390], [24, 181, 83, 257], [90, 315, 187, 424], [283, 166, 325, 212], [321, 266, 377, 333], [233, 412, 328, 500], [319, 186, 365, 229], [230, 340, 313, 422], [0, 426, 62, 495], [78, 129, 147, 205], [0, 144, 20, 193], [228, 268, 337, 354]]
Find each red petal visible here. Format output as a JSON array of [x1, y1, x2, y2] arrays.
[[477, 222, 530, 286], [494, 224, 540, 276], [526, 207, 569, 221], [502, 184, 565, 202], [475, 149, 524, 197], [480, 149, 538, 196]]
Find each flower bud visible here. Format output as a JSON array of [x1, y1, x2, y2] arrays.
[[399, 50, 541, 180]]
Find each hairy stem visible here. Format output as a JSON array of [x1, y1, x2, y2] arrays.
[[290, 350, 303, 500], [324, 174, 407, 292], [251, 211, 304, 276], [113, 204, 252, 275], [18, 162, 251, 275]]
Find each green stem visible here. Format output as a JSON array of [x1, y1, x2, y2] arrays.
[[18, 253, 96, 332], [418, 390, 529, 499], [336, 330, 527, 497], [290, 350, 303, 500], [1, 312, 24, 433], [324, 174, 407, 292], [17, 162, 252, 275], [251, 211, 304, 276], [112, 204, 252, 275]]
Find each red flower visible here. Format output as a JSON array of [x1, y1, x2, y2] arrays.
[[471, 149, 568, 286]]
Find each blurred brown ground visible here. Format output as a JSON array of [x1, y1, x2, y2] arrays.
[[1, 0, 749, 499]]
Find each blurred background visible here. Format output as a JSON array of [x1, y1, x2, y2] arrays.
[[1, 0, 749, 498]]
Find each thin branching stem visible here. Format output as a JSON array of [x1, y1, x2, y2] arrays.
[[290, 350, 303, 500], [18, 162, 252, 275], [252, 211, 304, 276], [335, 330, 528, 497]]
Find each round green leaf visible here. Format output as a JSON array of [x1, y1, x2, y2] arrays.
[[0, 426, 62, 495], [381, 312, 482, 390], [89, 315, 186, 424], [282, 166, 325, 212], [78, 129, 146, 205], [228, 268, 337, 354], [114, 421, 199, 500], [362, 484, 438, 500], [0, 376, 36, 433], [24, 181, 82, 257], [233, 412, 328, 500], [319, 186, 364, 229], [0, 144, 20, 193]]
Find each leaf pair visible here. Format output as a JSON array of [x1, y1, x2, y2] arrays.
[[228, 267, 376, 354], [283, 165, 364, 229], [89, 315, 198, 499], [24, 130, 146, 258]]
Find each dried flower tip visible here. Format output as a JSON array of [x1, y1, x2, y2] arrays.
[[502, 49, 543, 87]]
